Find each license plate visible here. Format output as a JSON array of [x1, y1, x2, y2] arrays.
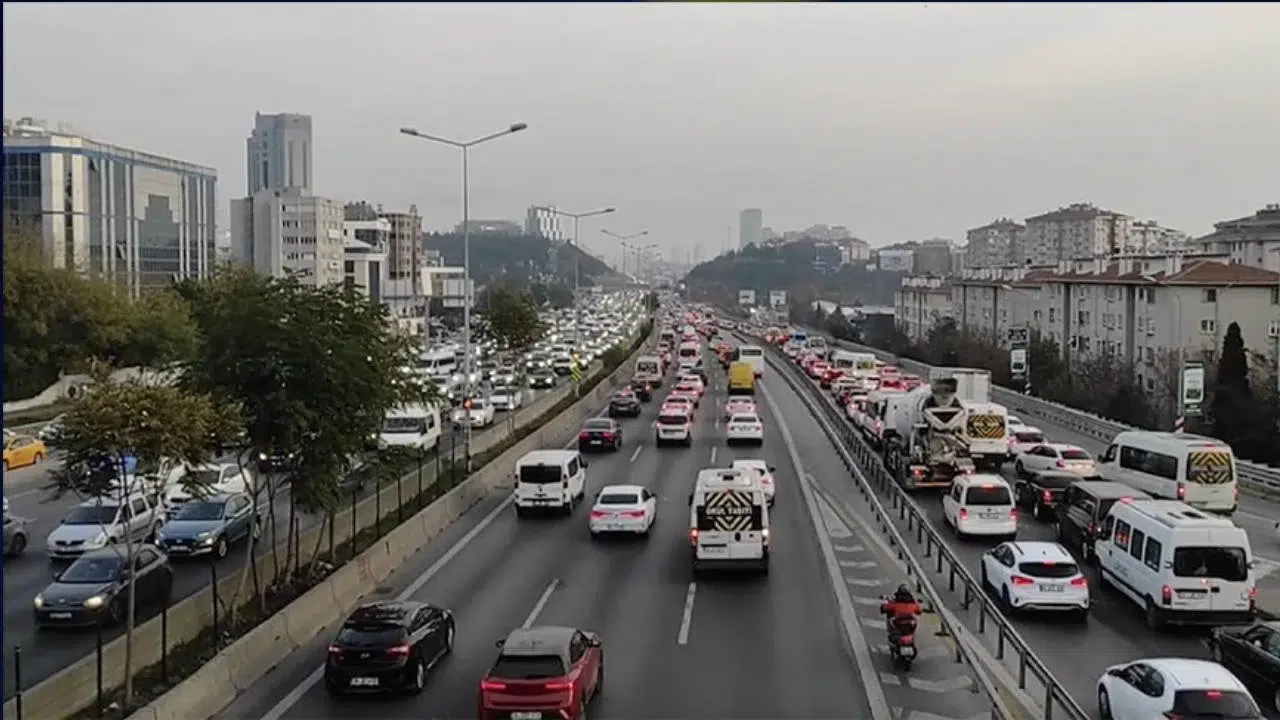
[[1038, 584, 1063, 592], [349, 676, 379, 687], [1177, 590, 1203, 599], [899, 646, 916, 657], [590, 439, 602, 444], [699, 544, 727, 555], [48, 612, 73, 620], [511, 713, 543, 720], [981, 512, 1001, 519]]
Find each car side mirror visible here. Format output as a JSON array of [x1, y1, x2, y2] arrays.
[[494, 639, 505, 648], [51, 569, 62, 581], [768, 466, 776, 473], [1106, 668, 1123, 678]]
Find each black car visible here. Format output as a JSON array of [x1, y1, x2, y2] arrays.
[[608, 390, 643, 417], [578, 418, 623, 452], [1207, 621, 1280, 715], [529, 368, 558, 389], [257, 449, 295, 473], [629, 379, 653, 402], [325, 600, 455, 696], [1013, 470, 1085, 521], [34, 545, 173, 628], [1054, 480, 1152, 563]]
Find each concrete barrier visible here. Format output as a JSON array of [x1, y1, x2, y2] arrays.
[[114, 324, 654, 720]]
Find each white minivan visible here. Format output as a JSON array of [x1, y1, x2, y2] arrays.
[[942, 474, 1019, 539], [1098, 431, 1238, 515], [513, 449, 588, 517], [378, 403, 442, 451], [1095, 499, 1256, 629]]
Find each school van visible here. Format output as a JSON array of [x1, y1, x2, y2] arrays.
[[735, 344, 765, 377], [1095, 499, 1256, 628], [378, 403, 442, 451], [688, 468, 770, 575], [513, 449, 588, 518], [1098, 431, 1238, 515], [727, 361, 756, 395]]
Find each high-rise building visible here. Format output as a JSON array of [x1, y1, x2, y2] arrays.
[[246, 112, 312, 194], [2, 116, 218, 296], [525, 205, 565, 241], [739, 208, 763, 248], [230, 188, 345, 286], [380, 208, 423, 278]]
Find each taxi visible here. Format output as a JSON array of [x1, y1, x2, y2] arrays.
[[4, 434, 47, 471]]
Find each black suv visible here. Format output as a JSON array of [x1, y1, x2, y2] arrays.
[[1013, 470, 1086, 521], [608, 390, 642, 417], [1054, 480, 1151, 564]]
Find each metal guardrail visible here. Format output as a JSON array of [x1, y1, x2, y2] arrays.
[[762, 339, 1091, 720], [807, 332, 1280, 495]]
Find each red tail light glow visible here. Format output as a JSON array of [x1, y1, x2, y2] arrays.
[[590, 510, 609, 519], [386, 644, 411, 656], [1070, 577, 1088, 587], [327, 645, 344, 656], [1009, 508, 1020, 520], [543, 681, 573, 691], [1176, 485, 1186, 499], [1205, 690, 1223, 699], [620, 510, 645, 519], [1248, 586, 1258, 599], [1011, 576, 1035, 586], [578, 431, 590, 439], [1055, 459, 1066, 468], [1042, 489, 1052, 503], [602, 432, 615, 440], [1161, 584, 1173, 604], [958, 508, 968, 520], [480, 680, 507, 692], [689, 528, 699, 544]]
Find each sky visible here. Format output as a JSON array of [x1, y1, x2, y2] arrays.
[[4, 2, 1279, 264]]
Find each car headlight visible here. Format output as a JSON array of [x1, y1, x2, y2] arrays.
[[33, 595, 44, 609], [258, 452, 268, 460], [83, 596, 105, 610], [199, 534, 216, 546], [85, 534, 108, 547], [197, 531, 212, 540], [154, 530, 166, 542]]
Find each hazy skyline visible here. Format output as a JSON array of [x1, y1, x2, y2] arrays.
[[4, 2, 1278, 259]]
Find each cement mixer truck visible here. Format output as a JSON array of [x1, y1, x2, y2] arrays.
[[882, 375, 976, 490]]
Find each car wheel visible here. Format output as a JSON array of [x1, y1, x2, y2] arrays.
[[1000, 586, 1015, 614], [1272, 686, 1279, 715], [1144, 599, 1164, 631], [408, 657, 427, 695], [1014, 460, 1025, 476], [1097, 686, 1113, 720], [214, 536, 229, 560]]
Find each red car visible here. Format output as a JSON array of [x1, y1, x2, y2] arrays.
[[479, 626, 603, 720], [820, 367, 844, 388]]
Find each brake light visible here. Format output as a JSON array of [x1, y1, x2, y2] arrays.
[[1119, 497, 1133, 504], [1176, 485, 1186, 499], [480, 680, 507, 692], [327, 645, 344, 656], [602, 432, 615, 440], [980, 483, 995, 489], [1204, 690, 1223, 699], [1248, 586, 1258, 600], [874, 421, 883, 433], [1007, 436, 1015, 445], [1233, 486, 1239, 498], [958, 508, 968, 520], [590, 510, 609, 519], [620, 510, 645, 519], [544, 680, 574, 691], [386, 644, 411, 656], [689, 528, 699, 545], [1011, 576, 1035, 586], [1009, 508, 1019, 520], [1055, 459, 1065, 468], [1042, 489, 1052, 503], [1161, 584, 1173, 604], [1070, 577, 1088, 587]]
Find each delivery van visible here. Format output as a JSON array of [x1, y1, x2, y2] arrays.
[[728, 361, 756, 395]]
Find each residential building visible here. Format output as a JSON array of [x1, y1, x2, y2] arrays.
[[525, 205, 566, 241], [1021, 203, 1134, 265], [844, 237, 873, 263], [343, 217, 390, 250], [343, 218, 390, 304], [229, 188, 345, 286], [1194, 204, 1280, 272], [246, 112, 312, 194], [2, 116, 218, 296], [895, 275, 955, 342], [813, 242, 843, 272], [1129, 220, 1191, 255], [383, 265, 471, 337], [877, 249, 915, 273], [965, 218, 1025, 268], [457, 219, 522, 235], [914, 239, 955, 275], [381, 208, 423, 278], [952, 269, 1055, 347], [739, 208, 763, 248]]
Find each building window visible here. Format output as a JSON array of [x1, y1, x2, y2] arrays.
[[1202, 288, 1217, 303], [1269, 319, 1280, 339], [1199, 318, 1217, 335], [1271, 286, 1279, 305]]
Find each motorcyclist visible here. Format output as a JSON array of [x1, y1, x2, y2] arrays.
[[880, 584, 922, 644]]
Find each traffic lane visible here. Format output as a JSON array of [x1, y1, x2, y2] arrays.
[[270, 388, 693, 717], [0, 403, 546, 698], [3, 456, 61, 497]]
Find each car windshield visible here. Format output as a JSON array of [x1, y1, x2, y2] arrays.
[[383, 416, 423, 433], [658, 414, 688, 426], [186, 469, 222, 486], [490, 654, 566, 680], [730, 414, 759, 424], [598, 492, 640, 505], [493, 386, 514, 395], [583, 420, 613, 431], [1061, 449, 1091, 460], [1017, 561, 1079, 579], [60, 555, 124, 583], [173, 501, 226, 521], [1171, 690, 1259, 718], [964, 486, 1012, 505], [1172, 547, 1249, 581], [63, 505, 119, 525]]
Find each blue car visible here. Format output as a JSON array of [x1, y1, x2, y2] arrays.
[[155, 493, 259, 560]]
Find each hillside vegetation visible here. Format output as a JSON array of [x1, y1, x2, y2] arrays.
[[685, 240, 903, 307], [424, 232, 617, 286]]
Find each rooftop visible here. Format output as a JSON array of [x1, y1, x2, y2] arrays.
[[1025, 260, 1279, 287]]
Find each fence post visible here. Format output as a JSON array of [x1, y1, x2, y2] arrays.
[[396, 466, 404, 523], [417, 448, 425, 510], [13, 645, 23, 720], [328, 510, 335, 561], [209, 561, 220, 651]]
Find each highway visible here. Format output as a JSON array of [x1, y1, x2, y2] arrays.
[[0, 387, 553, 700], [767, 341, 1280, 717], [214, 351, 993, 720]]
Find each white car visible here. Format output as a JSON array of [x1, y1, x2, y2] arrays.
[[980, 541, 1089, 619], [731, 459, 776, 505], [678, 374, 706, 397], [943, 474, 1019, 539], [163, 462, 255, 510], [588, 484, 657, 538], [489, 386, 524, 412], [1096, 658, 1261, 720], [655, 409, 693, 447], [725, 413, 765, 446], [451, 398, 496, 428], [844, 394, 868, 421], [1015, 443, 1097, 477], [722, 397, 756, 421], [1006, 425, 1046, 458]]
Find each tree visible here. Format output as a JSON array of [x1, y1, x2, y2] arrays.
[[482, 286, 546, 432], [1212, 322, 1251, 445], [46, 366, 240, 709], [177, 267, 429, 612]]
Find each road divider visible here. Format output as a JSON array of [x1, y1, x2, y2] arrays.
[[122, 324, 655, 720]]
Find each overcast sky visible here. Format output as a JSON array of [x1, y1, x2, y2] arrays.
[[4, 3, 1278, 262]]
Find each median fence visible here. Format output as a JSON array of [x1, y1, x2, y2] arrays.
[[3, 321, 655, 720], [758, 336, 1091, 720]]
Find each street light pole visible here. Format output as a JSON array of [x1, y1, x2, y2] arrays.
[[600, 229, 649, 279], [400, 122, 528, 472], [531, 205, 616, 361]]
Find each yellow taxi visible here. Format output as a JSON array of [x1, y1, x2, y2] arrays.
[[3, 434, 47, 471]]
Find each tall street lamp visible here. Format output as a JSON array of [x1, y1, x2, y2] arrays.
[[601, 229, 648, 277], [400, 121, 528, 471], [532, 206, 615, 354]]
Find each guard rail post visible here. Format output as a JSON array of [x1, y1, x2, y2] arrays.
[[13, 645, 23, 720]]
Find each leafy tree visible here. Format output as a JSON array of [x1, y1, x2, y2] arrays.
[[46, 365, 240, 709], [1212, 322, 1251, 445], [177, 267, 429, 611]]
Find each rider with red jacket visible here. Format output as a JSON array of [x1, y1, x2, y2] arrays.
[[881, 584, 923, 641]]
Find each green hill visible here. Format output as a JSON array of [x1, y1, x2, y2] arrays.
[[424, 232, 617, 287], [685, 240, 903, 306]]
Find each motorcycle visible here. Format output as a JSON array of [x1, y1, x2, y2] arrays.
[[882, 605, 919, 670]]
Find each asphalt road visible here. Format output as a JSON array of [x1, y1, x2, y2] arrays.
[[771, 346, 1280, 717], [0, 387, 554, 700], [213, 353, 994, 720]]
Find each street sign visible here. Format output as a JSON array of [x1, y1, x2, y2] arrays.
[[570, 352, 583, 385], [1006, 326, 1029, 347], [1180, 360, 1205, 418], [1007, 325, 1030, 391], [738, 289, 756, 306], [769, 290, 787, 308]]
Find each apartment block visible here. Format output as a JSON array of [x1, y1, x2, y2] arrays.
[[229, 188, 345, 286], [966, 204, 1190, 270], [894, 275, 955, 343], [1194, 204, 1280, 272], [965, 219, 1025, 268]]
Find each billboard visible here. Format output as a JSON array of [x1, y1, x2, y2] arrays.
[[441, 277, 475, 308], [738, 289, 756, 306], [769, 290, 787, 308]]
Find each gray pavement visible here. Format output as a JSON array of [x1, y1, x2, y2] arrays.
[[215, 355, 988, 719], [0, 388, 551, 700]]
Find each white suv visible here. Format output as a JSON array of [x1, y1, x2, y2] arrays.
[[980, 541, 1089, 620], [1096, 658, 1262, 719], [654, 408, 693, 447]]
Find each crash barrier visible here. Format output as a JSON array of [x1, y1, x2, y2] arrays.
[[758, 339, 1090, 720], [3, 327, 656, 720], [813, 332, 1280, 494], [126, 325, 655, 720]]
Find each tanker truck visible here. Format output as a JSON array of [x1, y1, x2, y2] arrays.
[[882, 375, 976, 490]]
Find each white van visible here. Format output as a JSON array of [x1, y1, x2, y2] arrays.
[[803, 335, 829, 360], [942, 474, 1019, 539], [689, 468, 770, 575], [832, 350, 876, 373], [419, 348, 457, 378], [1095, 499, 1256, 628], [378, 403, 442, 451], [736, 344, 765, 378], [1098, 432, 1238, 515], [634, 355, 663, 386], [513, 449, 588, 517], [677, 342, 701, 367]]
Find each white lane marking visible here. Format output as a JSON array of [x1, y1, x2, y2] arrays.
[[629, 445, 642, 463], [759, 381, 893, 720], [522, 578, 560, 628], [259, 402, 612, 720], [834, 542, 867, 553], [839, 559, 879, 570], [709, 446, 717, 464], [677, 581, 697, 645]]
